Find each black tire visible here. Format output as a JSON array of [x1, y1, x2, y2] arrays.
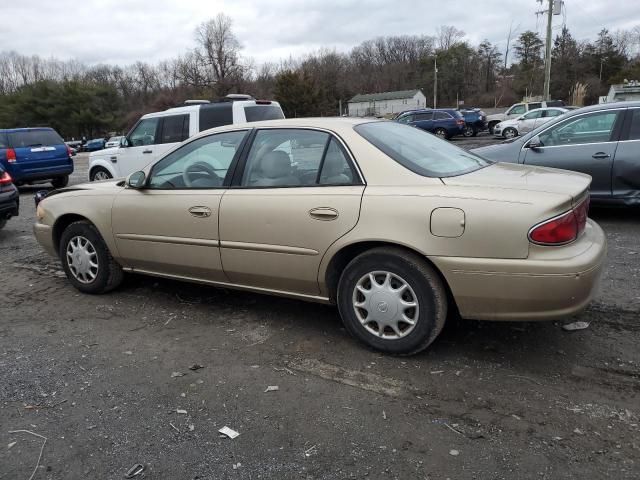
[[434, 128, 449, 140], [59, 220, 124, 294], [90, 167, 113, 181], [0, 218, 6, 230], [51, 176, 69, 188], [488, 121, 500, 134], [462, 125, 475, 137], [337, 247, 448, 355], [503, 127, 518, 139]]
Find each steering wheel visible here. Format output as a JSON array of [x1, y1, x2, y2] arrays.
[[183, 161, 222, 187]]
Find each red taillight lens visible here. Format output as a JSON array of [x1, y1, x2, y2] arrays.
[[0, 171, 12, 185], [6, 148, 16, 163], [67, 145, 73, 157], [529, 197, 590, 245], [456, 119, 465, 125]]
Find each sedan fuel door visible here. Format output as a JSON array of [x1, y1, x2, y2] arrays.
[[521, 108, 624, 199], [112, 130, 248, 281], [219, 128, 365, 296]]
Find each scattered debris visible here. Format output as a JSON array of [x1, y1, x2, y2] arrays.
[[562, 321, 590, 331], [232, 463, 242, 469], [219, 426, 240, 439], [189, 364, 204, 371], [574, 428, 584, 435], [8, 429, 47, 480], [304, 444, 318, 457], [507, 374, 542, 386], [444, 423, 463, 435], [553, 436, 563, 441], [86, 425, 97, 430], [171, 372, 185, 378], [273, 366, 296, 376], [189, 424, 195, 432], [124, 463, 145, 478], [123, 351, 133, 355], [430, 370, 444, 375], [264, 385, 279, 393], [7, 441, 16, 449], [382, 410, 387, 420], [169, 423, 180, 433], [449, 449, 460, 456], [176, 409, 188, 415], [511, 414, 522, 421]]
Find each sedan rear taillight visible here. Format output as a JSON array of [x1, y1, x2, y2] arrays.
[[6, 148, 16, 163], [67, 145, 73, 158], [456, 119, 465, 126], [0, 170, 13, 185], [528, 197, 590, 245]]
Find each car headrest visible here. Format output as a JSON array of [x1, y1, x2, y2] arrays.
[[260, 151, 291, 179]]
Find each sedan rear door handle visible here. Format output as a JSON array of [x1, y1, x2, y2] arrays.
[[309, 207, 339, 221], [188, 206, 212, 218], [592, 152, 610, 159]]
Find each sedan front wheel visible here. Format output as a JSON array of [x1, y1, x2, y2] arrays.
[[59, 221, 124, 294], [337, 247, 448, 355]]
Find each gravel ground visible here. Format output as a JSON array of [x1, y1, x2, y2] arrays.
[[1, 136, 639, 479]]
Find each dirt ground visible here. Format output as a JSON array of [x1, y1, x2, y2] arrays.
[[1, 137, 639, 479]]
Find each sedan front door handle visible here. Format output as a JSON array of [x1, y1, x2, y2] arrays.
[[309, 207, 339, 221], [143, 149, 153, 154], [592, 152, 611, 159], [188, 206, 212, 218]]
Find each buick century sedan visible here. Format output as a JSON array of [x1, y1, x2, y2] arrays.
[[34, 118, 606, 354]]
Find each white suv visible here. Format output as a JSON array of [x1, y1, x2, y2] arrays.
[[88, 96, 284, 181], [486, 100, 565, 134]]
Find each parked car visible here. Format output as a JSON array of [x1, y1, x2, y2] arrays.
[[395, 108, 465, 139], [0, 164, 19, 229], [34, 118, 605, 355], [83, 138, 105, 152], [473, 101, 640, 206], [459, 108, 488, 137], [493, 107, 568, 138], [88, 95, 285, 181], [105, 136, 124, 149], [0, 127, 73, 188], [487, 100, 566, 133], [66, 140, 82, 151]]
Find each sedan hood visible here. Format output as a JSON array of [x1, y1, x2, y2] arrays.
[[443, 163, 591, 204]]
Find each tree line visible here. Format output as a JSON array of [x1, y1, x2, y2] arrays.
[[0, 13, 638, 139]]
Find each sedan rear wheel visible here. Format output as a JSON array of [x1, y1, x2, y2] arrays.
[[503, 127, 518, 139], [59, 221, 124, 294], [91, 167, 112, 181], [434, 128, 448, 140], [462, 125, 475, 137], [337, 247, 448, 355]]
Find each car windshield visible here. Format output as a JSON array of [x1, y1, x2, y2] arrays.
[[8, 129, 64, 147], [354, 121, 492, 177], [107, 137, 120, 142]]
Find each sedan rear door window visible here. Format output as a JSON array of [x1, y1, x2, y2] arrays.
[[627, 109, 640, 140]]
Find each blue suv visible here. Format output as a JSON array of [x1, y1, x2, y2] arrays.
[[0, 127, 74, 188], [395, 109, 465, 139]]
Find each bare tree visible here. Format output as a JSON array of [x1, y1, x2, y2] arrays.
[[194, 13, 245, 94], [436, 25, 465, 51]]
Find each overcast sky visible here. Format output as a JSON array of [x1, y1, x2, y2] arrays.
[[1, 0, 638, 66]]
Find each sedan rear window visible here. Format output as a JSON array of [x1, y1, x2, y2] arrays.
[[8, 129, 64, 148], [355, 121, 492, 178], [244, 105, 285, 122]]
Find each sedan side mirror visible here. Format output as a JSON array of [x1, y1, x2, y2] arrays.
[[127, 171, 146, 189], [527, 135, 544, 150]]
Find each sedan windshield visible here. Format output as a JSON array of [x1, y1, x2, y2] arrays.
[[355, 121, 492, 177]]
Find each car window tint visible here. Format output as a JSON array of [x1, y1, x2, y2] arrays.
[[199, 104, 232, 131], [244, 105, 285, 122], [8, 129, 64, 147], [319, 138, 355, 185], [0, 132, 7, 148], [148, 130, 247, 189], [355, 121, 492, 177], [397, 115, 413, 124], [628, 109, 640, 140], [509, 105, 526, 115], [434, 112, 451, 120], [129, 118, 159, 146], [539, 111, 618, 147], [544, 109, 563, 117], [242, 129, 329, 187], [523, 110, 543, 120], [160, 115, 188, 144], [414, 112, 433, 121], [528, 103, 542, 110]]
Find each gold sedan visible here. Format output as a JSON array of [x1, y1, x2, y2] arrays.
[[34, 118, 606, 354]]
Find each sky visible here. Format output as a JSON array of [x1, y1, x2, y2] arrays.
[[1, 0, 638, 66]]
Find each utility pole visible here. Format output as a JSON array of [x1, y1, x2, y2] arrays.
[[433, 56, 438, 109], [542, 0, 553, 100]]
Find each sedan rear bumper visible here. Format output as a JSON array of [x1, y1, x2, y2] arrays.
[[430, 219, 606, 321]]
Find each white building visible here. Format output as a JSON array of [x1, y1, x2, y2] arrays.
[[600, 80, 640, 104], [348, 89, 427, 117]]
